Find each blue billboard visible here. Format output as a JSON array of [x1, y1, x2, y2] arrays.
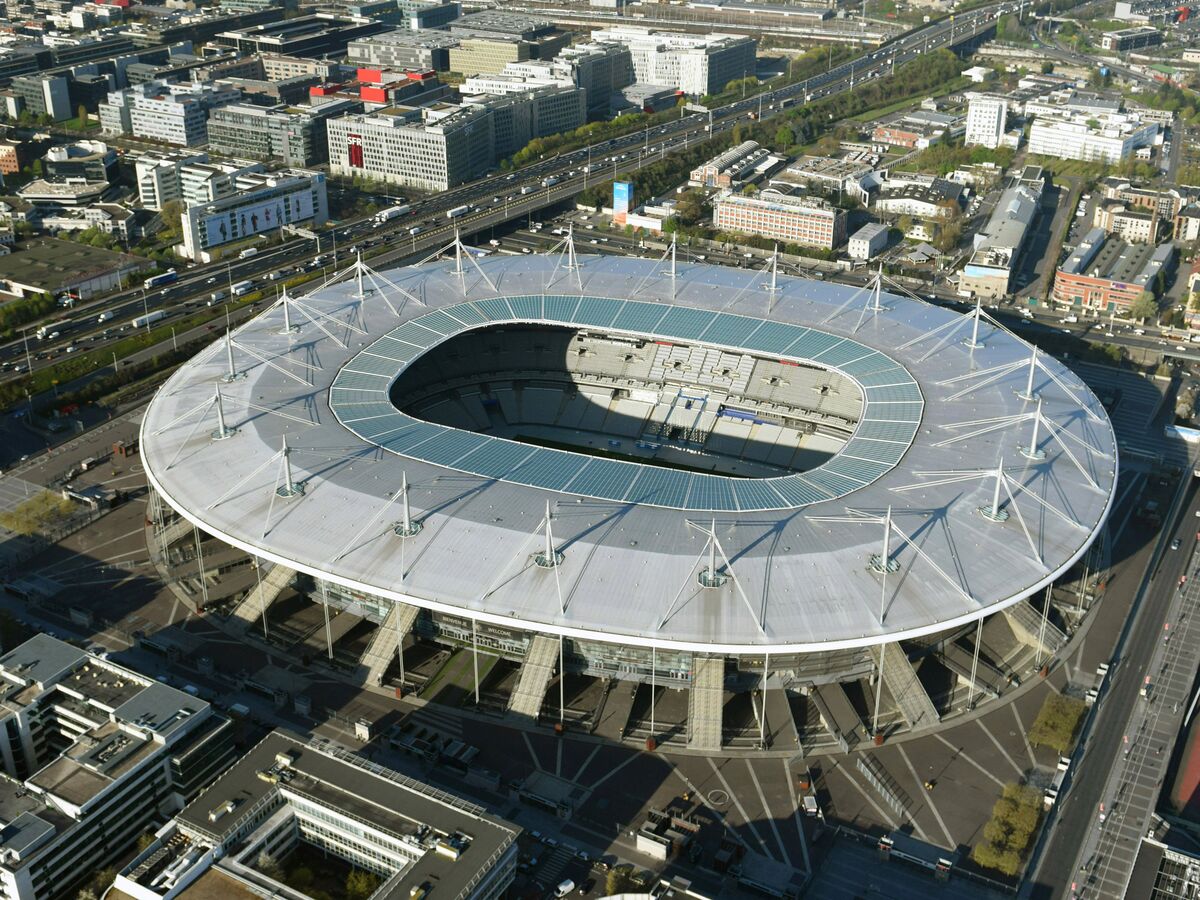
[[613, 181, 633, 218]]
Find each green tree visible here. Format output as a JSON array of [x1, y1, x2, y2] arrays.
[[1129, 291, 1159, 322], [346, 869, 381, 900], [774, 125, 795, 149], [76, 104, 87, 127], [1041, 61, 1055, 74], [606, 866, 640, 895], [1029, 693, 1086, 753], [159, 199, 184, 241]]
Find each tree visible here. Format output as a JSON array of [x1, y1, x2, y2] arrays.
[[346, 870, 380, 900], [774, 125, 795, 149], [1029, 693, 1086, 753], [76, 104, 87, 127], [159, 199, 184, 241], [1129, 291, 1159, 322], [255, 851, 284, 881], [606, 866, 640, 895], [1041, 61, 1055, 74]]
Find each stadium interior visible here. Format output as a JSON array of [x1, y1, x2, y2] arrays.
[[390, 325, 865, 477]]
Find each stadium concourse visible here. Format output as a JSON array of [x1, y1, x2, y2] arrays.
[[139, 235, 1117, 753]]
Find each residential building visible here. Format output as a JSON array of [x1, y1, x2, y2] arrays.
[[180, 168, 328, 261], [590, 26, 756, 96], [1099, 177, 1197, 220], [848, 222, 889, 260], [1092, 199, 1159, 243], [10, 74, 70, 121], [0, 141, 19, 176], [965, 93, 1008, 150], [99, 81, 241, 146], [0, 634, 235, 900], [113, 731, 520, 900], [1176, 204, 1200, 242], [347, 31, 460, 71], [207, 101, 357, 167], [1053, 227, 1174, 312], [213, 15, 390, 59], [327, 105, 493, 191], [1100, 25, 1162, 52], [712, 190, 846, 250], [42, 140, 116, 183], [1028, 111, 1158, 164], [959, 167, 1044, 300]]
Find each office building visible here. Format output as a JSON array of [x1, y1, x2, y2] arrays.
[[1100, 25, 1163, 52], [1028, 112, 1157, 164], [959, 167, 1044, 300], [688, 141, 783, 189], [212, 14, 390, 59], [712, 190, 846, 250], [10, 74, 70, 122], [965, 93, 1008, 150], [469, 85, 586, 156], [848, 222, 889, 261], [347, 31, 461, 71], [1052, 226, 1175, 313], [874, 177, 963, 219], [450, 37, 552, 77], [0, 634, 236, 900], [133, 151, 210, 211], [462, 43, 633, 117], [113, 731, 520, 900], [180, 169, 327, 261], [590, 26, 757, 97], [327, 105, 493, 191], [133, 153, 265, 210], [207, 101, 357, 167], [42, 140, 117, 183], [395, 0, 461, 30], [99, 81, 241, 147], [1099, 176, 1197, 220]]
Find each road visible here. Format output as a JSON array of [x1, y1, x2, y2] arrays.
[[1029, 462, 1199, 900]]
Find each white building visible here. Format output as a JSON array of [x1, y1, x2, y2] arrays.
[[180, 169, 328, 261], [965, 94, 1008, 150], [0, 635, 235, 900], [1028, 112, 1158, 164], [462, 43, 633, 116], [133, 152, 266, 211], [99, 81, 241, 147], [114, 731, 520, 900], [848, 222, 889, 261], [589, 26, 756, 96], [327, 105, 494, 192]]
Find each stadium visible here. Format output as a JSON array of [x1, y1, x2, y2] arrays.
[[141, 240, 1117, 751]]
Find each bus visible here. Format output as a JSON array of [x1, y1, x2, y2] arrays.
[[36, 319, 70, 340], [231, 280, 255, 297], [143, 269, 178, 291]]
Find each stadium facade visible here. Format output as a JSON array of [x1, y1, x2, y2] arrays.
[[141, 245, 1116, 750]]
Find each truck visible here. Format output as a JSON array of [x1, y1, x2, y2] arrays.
[[373, 204, 411, 225], [36, 319, 71, 340], [803, 796, 819, 817], [541, 175, 560, 188], [96, 311, 113, 324], [231, 280, 254, 297], [447, 205, 469, 219], [1064, 314, 1079, 323], [238, 247, 259, 260], [209, 290, 226, 305], [143, 269, 178, 290], [132, 309, 167, 329]]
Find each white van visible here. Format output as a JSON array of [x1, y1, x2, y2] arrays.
[[554, 881, 575, 899]]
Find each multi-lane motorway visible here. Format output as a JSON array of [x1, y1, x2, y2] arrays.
[[2, 0, 1015, 389]]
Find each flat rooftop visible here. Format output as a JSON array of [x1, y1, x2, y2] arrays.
[[0, 239, 143, 291], [177, 732, 518, 900]]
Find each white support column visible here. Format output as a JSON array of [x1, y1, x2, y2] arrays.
[[471, 617, 480, 705], [965, 295, 983, 349], [1021, 399, 1046, 460], [979, 459, 1009, 522], [394, 472, 422, 537], [872, 643, 886, 737], [1018, 348, 1038, 401], [212, 385, 235, 441], [871, 264, 884, 312], [559, 635, 565, 724], [321, 581, 333, 661], [355, 251, 365, 300], [880, 506, 890, 624], [254, 554, 269, 641], [221, 329, 243, 383], [759, 652, 768, 747], [1036, 585, 1051, 669], [193, 525, 209, 608], [968, 617, 982, 709], [650, 644, 656, 739]]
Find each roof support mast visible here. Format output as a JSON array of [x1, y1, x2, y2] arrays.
[[1021, 398, 1046, 460], [211, 385, 235, 440], [1018, 348, 1039, 401]]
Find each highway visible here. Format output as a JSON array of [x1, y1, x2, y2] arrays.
[[0, 0, 1014, 389]]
